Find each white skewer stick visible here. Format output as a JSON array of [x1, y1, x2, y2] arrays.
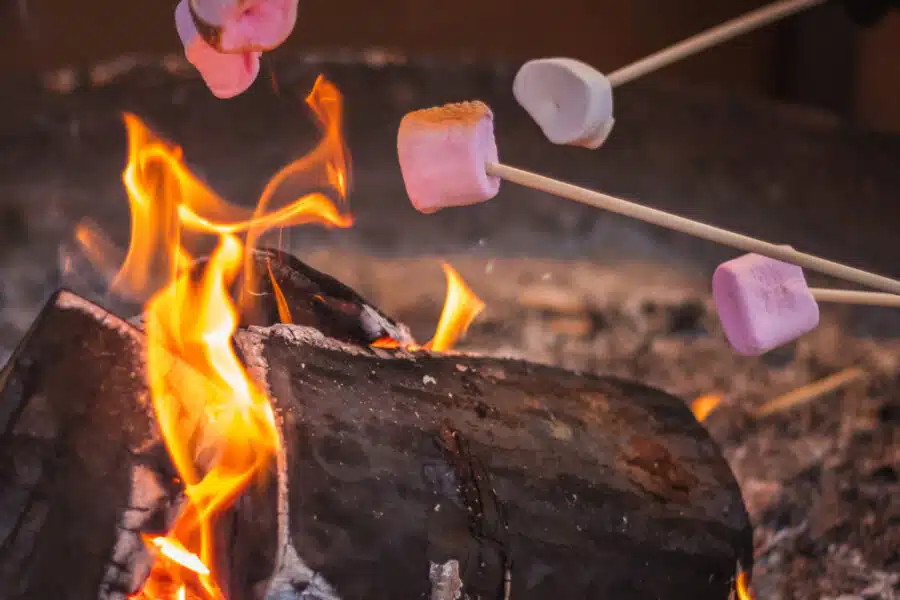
[[607, 0, 827, 87], [810, 289, 900, 307], [514, 0, 827, 148], [484, 162, 900, 297]]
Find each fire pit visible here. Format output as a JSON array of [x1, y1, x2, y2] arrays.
[[0, 54, 898, 600]]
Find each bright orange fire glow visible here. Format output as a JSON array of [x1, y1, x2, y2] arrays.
[[369, 263, 485, 353], [736, 570, 755, 600], [151, 537, 210, 576], [74, 75, 352, 600], [691, 393, 722, 422], [426, 263, 485, 351], [267, 258, 293, 324], [77, 73, 483, 600]]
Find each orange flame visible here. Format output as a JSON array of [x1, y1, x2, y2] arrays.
[[736, 570, 755, 600], [267, 258, 293, 324], [370, 264, 485, 353], [691, 393, 722, 422], [426, 263, 485, 352], [75, 76, 351, 600]]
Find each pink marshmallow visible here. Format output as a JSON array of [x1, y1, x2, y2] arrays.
[[397, 101, 502, 214], [176, 0, 260, 99], [713, 253, 820, 356], [186, 0, 298, 52]]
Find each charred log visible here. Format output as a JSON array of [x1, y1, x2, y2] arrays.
[[235, 248, 413, 347], [57, 244, 414, 348], [0, 289, 753, 600], [0, 290, 174, 600]]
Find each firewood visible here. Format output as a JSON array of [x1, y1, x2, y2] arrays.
[[0, 282, 753, 600]]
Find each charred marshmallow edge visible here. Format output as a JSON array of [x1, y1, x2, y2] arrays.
[[513, 58, 615, 149], [712, 253, 820, 356], [397, 101, 502, 214]]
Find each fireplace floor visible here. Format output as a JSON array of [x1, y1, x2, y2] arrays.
[[0, 54, 898, 599]]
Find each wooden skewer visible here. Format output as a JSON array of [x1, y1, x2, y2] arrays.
[[811, 288, 900, 307], [754, 367, 866, 418], [485, 162, 900, 298], [607, 0, 827, 87]]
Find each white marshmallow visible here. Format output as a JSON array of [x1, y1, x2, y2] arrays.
[[513, 58, 615, 149]]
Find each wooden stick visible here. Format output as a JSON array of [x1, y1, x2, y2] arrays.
[[754, 367, 866, 418], [811, 288, 900, 308], [607, 0, 827, 87], [486, 162, 900, 296]]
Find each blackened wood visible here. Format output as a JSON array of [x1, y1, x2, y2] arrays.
[[245, 325, 754, 600], [234, 248, 414, 346], [0, 289, 753, 600], [0, 291, 278, 600], [0, 290, 164, 600]]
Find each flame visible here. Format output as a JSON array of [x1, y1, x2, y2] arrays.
[[267, 258, 293, 324], [736, 570, 755, 600], [369, 264, 485, 353], [426, 263, 485, 352], [74, 76, 351, 600], [691, 393, 722, 422], [152, 538, 210, 576]]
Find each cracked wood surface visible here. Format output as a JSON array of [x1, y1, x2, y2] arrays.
[[0, 286, 751, 600]]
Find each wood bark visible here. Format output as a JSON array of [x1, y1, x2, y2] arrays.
[[0, 284, 753, 600]]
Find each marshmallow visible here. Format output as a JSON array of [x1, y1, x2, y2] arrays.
[[712, 253, 820, 356], [176, 0, 261, 98], [186, 0, 298, 52], [513, 58, 615, 149], [397, 101, 501, 214]]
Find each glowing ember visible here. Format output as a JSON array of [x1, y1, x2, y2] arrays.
[[75, 75, 352, 600], [691, 393, 722, 422], [735, 570, 755, 600]]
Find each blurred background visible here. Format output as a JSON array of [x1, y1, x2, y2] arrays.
[[2, 0, 900, 132]]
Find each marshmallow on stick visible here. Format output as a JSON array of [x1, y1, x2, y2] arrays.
[[175, 0, 298, 98], [396, 100, 900, 299], [714, 253, 900, 355], [513, 0, 825, 148]]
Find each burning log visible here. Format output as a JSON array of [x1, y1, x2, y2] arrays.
[[0, 274, 753, 600]]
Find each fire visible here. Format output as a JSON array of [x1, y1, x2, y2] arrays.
[[691, 393, 722, 422], [76, 73, 483, 599], [75, 76, 352, 600], [371, 263, 484, 352], [735, 569, 755, 600], [426, 263, 485, 351]]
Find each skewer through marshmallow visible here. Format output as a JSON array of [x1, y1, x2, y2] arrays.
[[396, 100, 900, 299], [513, 0, 826, 148], [712, 253, 900, 355]]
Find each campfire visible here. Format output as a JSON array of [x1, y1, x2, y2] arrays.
[[0, 73, 752, 600], [74, 75, 487, 600]]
